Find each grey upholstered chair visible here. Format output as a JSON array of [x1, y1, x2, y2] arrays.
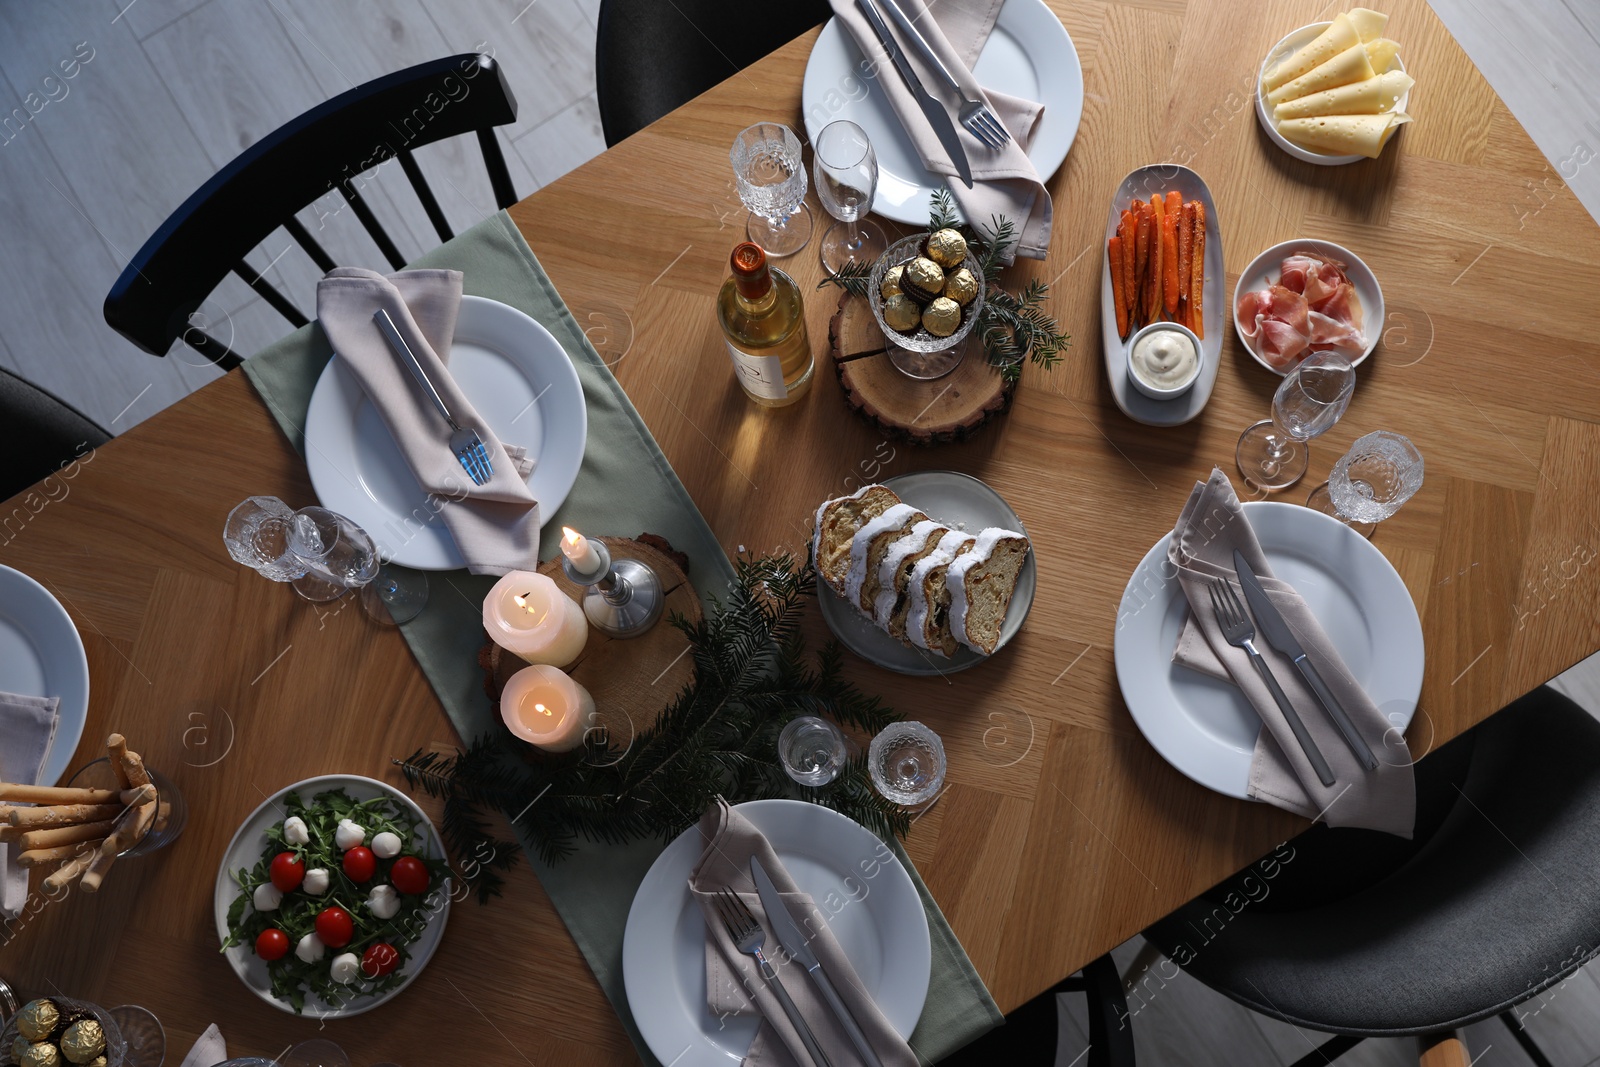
[[1142, 685, 1600, 1067], [0, 367, 109, 503]]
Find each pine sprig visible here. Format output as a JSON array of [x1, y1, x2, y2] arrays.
[[392, 554, 909, 899]]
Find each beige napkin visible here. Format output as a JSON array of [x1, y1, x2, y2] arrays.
[[829, 0, 1052, 262], [0, 690, 58, 917], [690, 798, 917, 1067], [178, 1024, 226, 1067], [1168, 470, 1415, 835], [316, 267, 541, 576]]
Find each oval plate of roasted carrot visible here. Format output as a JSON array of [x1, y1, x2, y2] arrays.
[[1100, 164, 1225, 426]]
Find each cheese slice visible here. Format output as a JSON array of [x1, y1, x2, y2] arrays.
[[1347, 8, 1389, 43], [1266, 42, 1377, 107], [1278, 112, 1412, 158], [1264, 14, 1359, 92], [1365, 38, 1401, 72], [1274, 71, 1413, 120]]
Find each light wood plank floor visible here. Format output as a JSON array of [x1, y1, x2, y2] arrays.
[[2, 2, 1597, 1064]]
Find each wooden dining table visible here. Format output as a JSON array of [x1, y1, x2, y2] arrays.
[[5, 0, 1600, 1061]]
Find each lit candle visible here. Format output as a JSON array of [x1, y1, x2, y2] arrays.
[[561, 526, 606, 582], [500, 664, 593, 752], [482, 571, 589, 668]]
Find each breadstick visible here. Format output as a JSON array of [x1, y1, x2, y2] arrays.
[[0, 824, 24, 844], [151, 801, 172, 834], [43, 851, 94, 892], [18, 841, 103, 867], [81, 800, 155, 894], [120, 748, 153, 790], [107, 734, 134, 789], [0, 783, 120, 805], [20, 819, 117, 851], [8, 802, 127, 828]]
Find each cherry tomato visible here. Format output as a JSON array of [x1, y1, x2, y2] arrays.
[[361, 942, 400, 978], [342, 846, 376, 883], [315, 906, 355, 949], [255, 928, 290, 962], [389, 856, 429, 895], [269, 851, 304, 892]]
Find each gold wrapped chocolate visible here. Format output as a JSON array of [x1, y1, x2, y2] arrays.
[[879, 264, 904, 300], [881, 294, 921, 333], [59, 1020, 104, 1066], [943, 267, 979, 307], [16, 1000, 60, 1042], [901, 256, 945, 305], [925, 228, 968, 269], [922, 297, 962, 338], [87, 1059, 105, 1067], [19, 1041, 59, 1067]]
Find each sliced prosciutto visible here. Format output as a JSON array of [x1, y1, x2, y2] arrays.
[[1237, 251, 1366, 369]]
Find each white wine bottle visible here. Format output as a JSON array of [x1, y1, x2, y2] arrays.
[[716, 242, 814, 407]]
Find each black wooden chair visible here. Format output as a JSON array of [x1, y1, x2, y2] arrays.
[[938, 954, 1136, 1066], [103, 54, 519, 373], [595, 0, 833, 146], [1140, 685, 1600, 1067], [0, 368, 110, 504]]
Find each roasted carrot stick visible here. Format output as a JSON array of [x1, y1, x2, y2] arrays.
[[1132, 203, 1151, 332], [1176, 202, 1193, 328], [1161, 212, 1179, 316], [1109, 236, 1129, 340], [1148, 195, 1165, 323], [1189, 201, 1206, 339], [1165, 190, 1182, 221], [1117, 209, 1136, 323]]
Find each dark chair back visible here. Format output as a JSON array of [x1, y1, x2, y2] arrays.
[[595, 0, 832, 146], [103, 54, 519, 372], [0, 368, 110, 505]]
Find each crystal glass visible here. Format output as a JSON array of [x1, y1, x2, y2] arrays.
[[868, 721, 946, 807], [868, 234, 986, 381], [107, 1005, 164, 1067], [813, 120, 887, 275], [1307, 430, 1425, 535], [68, 756, 188, 855], [1236, 351, 1356, 491], [731, 122, 812, 257], [223, 496, 305, 582], [778, 716, 848, 786]]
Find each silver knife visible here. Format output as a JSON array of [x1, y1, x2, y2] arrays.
[[1232, 550, 1379, 771], [751, 856, 882, 1067], [854, 0, 974, 188]]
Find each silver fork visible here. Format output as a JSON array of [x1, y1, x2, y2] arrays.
[[1208, 578, 1337, 788], [372, 309, 494, 486], [880, 0, 1011, 149], [713, 889, 834, 1067]]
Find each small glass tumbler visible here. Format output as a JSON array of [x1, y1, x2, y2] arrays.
[[107, 1005, 164, 1067], [68, 757, 188, 855], [1307, 430, 1425, 536], [731, 122, 812, 257], [868, 721, 946, 807], [813, 120, 888, 275], [778, 716, 848, 786]]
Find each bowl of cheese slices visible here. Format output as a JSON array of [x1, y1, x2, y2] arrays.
[[1256, 8, 1413, 165]]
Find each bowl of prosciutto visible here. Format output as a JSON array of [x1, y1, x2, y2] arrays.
[[1232, 238, 1383, 374]]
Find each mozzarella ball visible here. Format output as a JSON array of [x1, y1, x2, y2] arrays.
[[282, 816, 310, 846], [295, 932, 326, 963], [252, 883, 283, 912], [370, 831, 403, 859], [334, 819, 365, 850], [367, 884, 401, 920], [329, 952, 361, 985], [303, 868, 331, 896]]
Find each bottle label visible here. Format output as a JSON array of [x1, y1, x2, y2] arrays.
[[723, 343, 788, 400]]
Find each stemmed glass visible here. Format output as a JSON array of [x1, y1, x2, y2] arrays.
[[1307, 430, 1424, 537], [778, 716, 848, 786], [868, 721, 946, 807], [813, 120, 887, 275], [730, 122, 812, 257], [1236, 351, 1356, 491]]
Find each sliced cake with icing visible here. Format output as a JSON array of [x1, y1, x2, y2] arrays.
[[872, 520, 947, 634], [905, 529, 975, 657], [846, 507, 931, 612], [811, 484, 902, 596], [947, 527, 1031, 655]]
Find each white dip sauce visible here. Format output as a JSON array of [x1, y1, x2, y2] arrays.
[[1130, 328, 1199, 390]]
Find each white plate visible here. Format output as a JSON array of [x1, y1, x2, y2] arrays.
[[1255, 22, 1410, 166], [818, 471, 1036, 676], [0, 564, 88, 786], [304, 296, 586, 570], [1114, 502, 1423, 799], [1099, 165, 1226, 426], [1233, 239, 1384, 375], [622, 800, 931, 1066], [801, 0, 1083, 225], [212, 774, 451, 1018]]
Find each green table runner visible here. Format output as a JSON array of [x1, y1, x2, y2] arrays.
[[242, 211, 1001, 1063]]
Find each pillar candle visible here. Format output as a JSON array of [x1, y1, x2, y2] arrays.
[[499, 664, 593, 752], [482, 571, 588, 668]]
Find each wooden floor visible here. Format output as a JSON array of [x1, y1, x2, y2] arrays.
[[3, 2, 1599, 1064]]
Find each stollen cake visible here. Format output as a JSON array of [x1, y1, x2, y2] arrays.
[[872, 520, 947, 634], [906, 529, 976, 657], [845, 504, 928, 611], [811, 484, 902, 594], [946, 527, 1031, 655]]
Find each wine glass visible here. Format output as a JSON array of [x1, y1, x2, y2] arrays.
[[730, 122, 812, 257], [813, 120, 887, 275], [1236, 351, 1356, 491], [778, 716, 848, 786], [1307, 430, 1424, 537], [868, 721, 946, 807]]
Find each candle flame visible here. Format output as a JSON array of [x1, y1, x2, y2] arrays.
[[534, 702, 552, 718], [562, 526, 583, 546], [512, 592, 536, 614]]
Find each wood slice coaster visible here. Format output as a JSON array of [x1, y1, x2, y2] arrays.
[[479, 535, 702, 751], [828, 289, 1015, 444]]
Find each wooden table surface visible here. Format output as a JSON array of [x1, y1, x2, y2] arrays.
[[5, 0, 1600, 1062]]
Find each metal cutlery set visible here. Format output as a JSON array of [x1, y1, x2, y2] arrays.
[[372, 308, 495, 487]]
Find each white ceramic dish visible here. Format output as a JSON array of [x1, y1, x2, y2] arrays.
[[0, 564, 88, 786], [1255, 22, 1410, 166], [817, 470, 1036, 676], [1126, 321, 1204, 401], [801, 0, 1083, 225], [304, 295, 586, 570], [622, 799, 930, 1067], [1114, 502, 1423, 799], [212, 774, 451, 1018], [1100, 164, 1226, 426], [1233, 238, 1384, 375]]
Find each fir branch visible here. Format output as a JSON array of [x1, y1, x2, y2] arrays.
[[815, 260, 871, 298], [927, 187, 962, 231]]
